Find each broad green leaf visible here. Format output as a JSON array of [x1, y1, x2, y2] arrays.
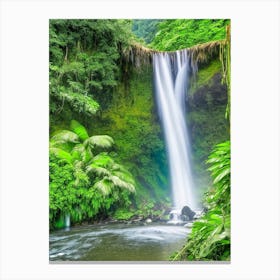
[[51, 130, 80, 145], [70, 120, 89, 141], [50, 147, 73, 163]]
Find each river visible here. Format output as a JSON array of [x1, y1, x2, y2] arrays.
[[49, 222, 191, 261]]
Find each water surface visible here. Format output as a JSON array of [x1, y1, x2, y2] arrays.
[[49, 223, 191, 261]]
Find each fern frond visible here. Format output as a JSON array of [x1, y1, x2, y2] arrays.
[[86, 163, 111, 177], [84, 135, 114, 150], [51, 130, 80, 145], [70, 120, 89, 141], [49, 147, 73, 163], [93, 178, 113, 196]]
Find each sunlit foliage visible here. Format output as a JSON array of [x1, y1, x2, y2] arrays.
[[150, 19, 229, 51], [49, 120, 136, 229]]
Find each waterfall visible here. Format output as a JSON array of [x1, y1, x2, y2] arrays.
[[65, 213, 70, 228], [153, 50, 196, 211]]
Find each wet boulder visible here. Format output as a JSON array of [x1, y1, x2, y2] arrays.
[[181, 205, 195, 221]]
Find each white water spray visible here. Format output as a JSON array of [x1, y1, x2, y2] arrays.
[[153, 50, 196, 211]]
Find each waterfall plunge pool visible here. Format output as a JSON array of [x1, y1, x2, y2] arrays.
[[49, 222, 192, 261]]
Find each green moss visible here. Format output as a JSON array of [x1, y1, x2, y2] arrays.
[[190, 59, 222, 95], [187, 58, 229, 197]]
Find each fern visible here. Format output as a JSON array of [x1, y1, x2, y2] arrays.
[[70, 120, 89, 141], [84, 135, 114, 150], [49, 120, 136, 229], [94, 178, 113, 196], [51, 130, 80, 145], [49, 147, 73, 163]]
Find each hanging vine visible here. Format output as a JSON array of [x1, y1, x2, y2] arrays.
[[219, 25, 231, 123]]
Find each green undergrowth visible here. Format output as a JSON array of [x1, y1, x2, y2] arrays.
[[189, 59, 222, 96], [171, 141, 230, 261], [49, 120, 137, 230]]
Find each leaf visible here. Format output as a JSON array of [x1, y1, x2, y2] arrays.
[[109, 175, 135, 193], [84, 135, 114, 150], [94, 178, 113, 196], [71, 144, 91, 162], [86, 163, 111, 177], [91, 153, 114, 167], [213, 168, 230, 185], [70, 120, 89, 141], [50, 147, 73, 163], [51, 130, 80, 145]]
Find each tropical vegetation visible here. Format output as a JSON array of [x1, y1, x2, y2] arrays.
[[49, 120, 136, 229], [49, 19, 230, 261]]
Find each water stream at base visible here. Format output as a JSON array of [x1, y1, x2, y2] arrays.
[[49, 223, 191, 261]]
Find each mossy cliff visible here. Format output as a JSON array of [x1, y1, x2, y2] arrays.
[[90, 55, 228, 205], [50, 50, 229, 210], [188, 58, 229, 196]]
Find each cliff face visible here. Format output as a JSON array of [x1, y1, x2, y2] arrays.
[[187, 58, 229, 195], [50, 52, 229, 205]]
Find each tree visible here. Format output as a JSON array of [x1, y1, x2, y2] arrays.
[[49, 19, 134, 117], [150, 19, 230, 51], [132, 19, 163, 44]]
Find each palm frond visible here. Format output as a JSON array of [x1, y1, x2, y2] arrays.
[[84, 135, 114, 150], [71, 144, 91, 162], [51, 130, 80, 145], [86, 163, 111, 177], [49, 147, 73, 163], [70, 120, 89, 141], [93, 178, 113, 196], [111, 170, 136, 185], [91, 153, 114, 167], [109, 175, 135, 193]]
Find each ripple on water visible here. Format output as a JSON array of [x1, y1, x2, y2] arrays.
[[49, 223, 190, 261]]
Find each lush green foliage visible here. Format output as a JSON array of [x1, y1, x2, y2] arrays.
[[132, 20, 162, 44], [172, 141, 230, 261], [49, 19, 134, 118], [49, 20, 172, 228], [150, 19, 229, 51], [49, 19, 230, 233], [49, 120, 136, 229]]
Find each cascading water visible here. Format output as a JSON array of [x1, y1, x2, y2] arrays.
[[65, 213, 70, 228], [153, 50, 196, 213]]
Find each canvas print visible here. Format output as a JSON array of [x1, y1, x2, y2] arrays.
[[49, 19, 231, 262]]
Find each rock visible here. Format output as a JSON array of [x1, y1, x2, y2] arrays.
[[181, 205, 196, 221], [169, 209, 181, 220], [145, 218, 152, 223], [181, 214, 190, 221]]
